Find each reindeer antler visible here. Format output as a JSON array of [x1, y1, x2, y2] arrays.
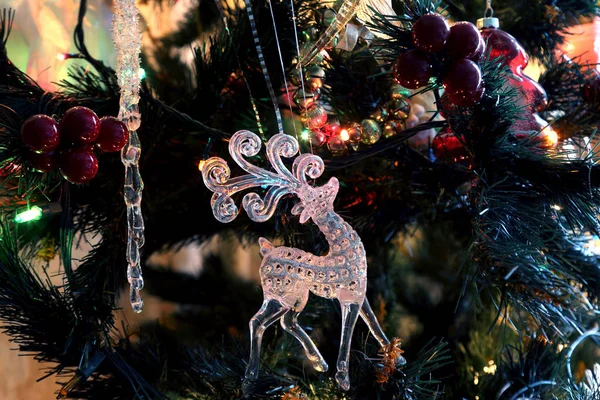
[[202, 130, 325, 223]]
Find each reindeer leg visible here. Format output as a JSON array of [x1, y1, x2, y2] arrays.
[[335, 299, 361, 391], [360, 298, 406, 365], [245, 298, 289, 381], [360, 298, 389, 347], [281, 311, 328, 372]]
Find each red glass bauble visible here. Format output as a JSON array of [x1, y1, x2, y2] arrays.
[[59, 148, 99, 184], [392, 50, 433, 89], [411, 13, 450, 53], [443, 59, 484, 107], [480, 27, 528, 69], [60, 106, 101, 145], [446, 22, 484, 60], [96, 117, 129, 152], [432, 128, 468, 161], [21, 114, 60, 154], [27, 151, 57, 172], [521, 76, 548, 111], [481, 27, 548, 111]]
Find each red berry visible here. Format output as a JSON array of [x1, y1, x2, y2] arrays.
[[27, 151, 57, 172], [96, 117, 129, 152], [443, 59, 484, 107], [446, 22, 484, 60], [60, 106, 101, 145], [59, 148, 99, 184], [411, 13, 450, 53], [21, 114, 60, 154], [392, 50, 433, 89]]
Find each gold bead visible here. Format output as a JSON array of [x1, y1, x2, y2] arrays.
[[347, 123, 362, 143], [370, 107, 389, 123], [305, 65, 325, 90], [293, 88, 318, 109], [383, 120, 405, 138], [290, 68, 303, 86], [360, 119, 381, 144]]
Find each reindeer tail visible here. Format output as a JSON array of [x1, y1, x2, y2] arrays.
[[258, 237, 274, 256]]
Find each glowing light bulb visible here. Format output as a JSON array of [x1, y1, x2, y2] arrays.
[[198, 160, 206, 171], [546, 129, 558, 147], [300, 129, 310, 141], [56, 53, 67, 61], [340, 129, 349, 141], [14, 206, 43, 223], [138, 68, 146, 80]]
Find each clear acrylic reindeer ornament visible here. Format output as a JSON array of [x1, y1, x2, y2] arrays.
[[201, 130, 406, 390]]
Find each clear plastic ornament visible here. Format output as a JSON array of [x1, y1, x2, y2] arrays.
[[201, 130, 406, 390], [112, 0, 145, 313]]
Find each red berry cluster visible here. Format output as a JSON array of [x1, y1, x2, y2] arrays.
[[392, 14, 485, 107], [21, 106, 129, 184]]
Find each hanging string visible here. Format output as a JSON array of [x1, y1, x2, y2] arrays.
[[214, 0, 265, 139], [244, 0, 284, 134], [288, 0, 313, 154], [265, 0, 299, 147]]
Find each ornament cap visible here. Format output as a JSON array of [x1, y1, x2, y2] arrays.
[[477, 17, 499, 29]]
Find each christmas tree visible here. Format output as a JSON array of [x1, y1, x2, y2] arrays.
[[1, 0, 600, 398]]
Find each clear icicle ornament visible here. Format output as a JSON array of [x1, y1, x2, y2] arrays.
[[112, 0, 145, 313], [201, 131, 406, 391]]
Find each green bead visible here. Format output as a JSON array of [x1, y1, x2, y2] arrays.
[[389, 84, 412, 100], [391, 98, 411, 120], [360, 119, 381, 144]]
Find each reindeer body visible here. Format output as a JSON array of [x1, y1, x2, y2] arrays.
[[260, 211, 366, 303], [201, 131, 405, 391]]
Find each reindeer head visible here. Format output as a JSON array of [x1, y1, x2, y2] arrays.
[[202, 131, 335, 224], [291, 177, 339, 223]]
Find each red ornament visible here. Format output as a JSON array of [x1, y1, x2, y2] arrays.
[[96, 117, 129, 152], [480, 27, 548, 112], [392, 50, 433, 89], [411, 13, 450, 53], [432, 128, 468, 161], [310, 130, 327, 148], [443, 59, 484, 107], [27, 151, 57, 173], [21, 114, 60, 154], [60, 106, 101, 145], [59, 148, 99, 184], [446, 22, 484, 60]]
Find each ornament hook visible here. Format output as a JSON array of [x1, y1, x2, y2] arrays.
[[484, 0, 494, 18]]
